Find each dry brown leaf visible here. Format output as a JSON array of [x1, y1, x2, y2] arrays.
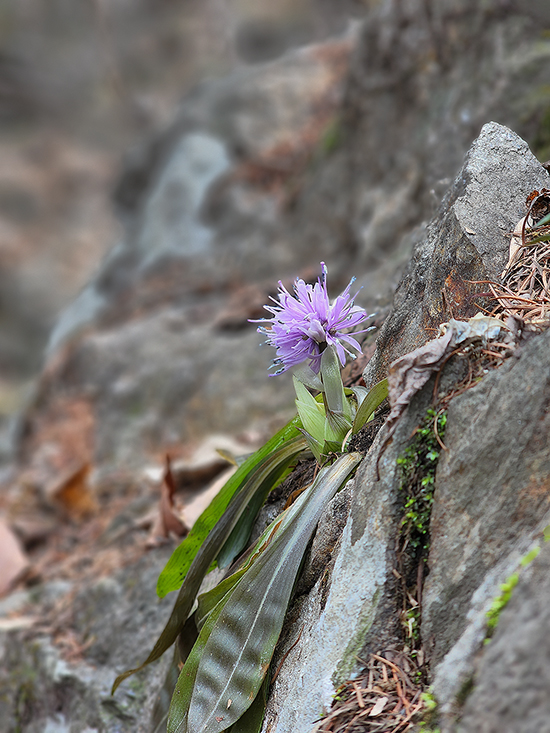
[[386, 314, 507, 438], [143, 435, 251, 491], [50, 463, 97, 520], [386, 327, 454, 437], [147, 456, 188, 546], [504, 188, 550, 272], [0, 516, 30, 596]]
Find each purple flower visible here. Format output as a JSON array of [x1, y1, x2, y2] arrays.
[[254, 263, 373, 374]]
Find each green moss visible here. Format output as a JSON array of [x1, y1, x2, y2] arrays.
[[455, 674, 475, 707], [484, 571, 519, 640], [418, 688, 440, 731], [397, 409, 447, 554], [405, 605, 421, 641], [319, 118, 343, 156], [332, 587, 380, 686], [485, 544, 541, 640]]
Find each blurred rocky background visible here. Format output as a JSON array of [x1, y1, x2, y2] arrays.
[[1, 1, 550, 731], [0, 0, 365, 457]]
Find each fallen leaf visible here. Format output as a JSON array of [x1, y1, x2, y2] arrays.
[[147, 456, 188, 546], [385, 326, 454, 438], [143, 435, 251, 490], [386, 314, 508, 438], [440, 313, 506, 344], [506, 214, 527, 272], [0, 517, 30, 596], [505, 188, 550, 272], [49, 463, 97, 520], [368, 696, 389, 717]]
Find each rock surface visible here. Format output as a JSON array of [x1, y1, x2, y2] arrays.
[[457, 540, 550, 733], [0, 550, 175, 733], [2, 2, 550, 732], [363, 122, 549, 387], [15, 35, 357, 491]]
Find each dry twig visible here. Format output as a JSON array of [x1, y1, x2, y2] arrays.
[[314, 652, 424, 733]]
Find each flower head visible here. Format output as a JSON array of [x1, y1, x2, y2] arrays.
[[254, 263, 373, 374]]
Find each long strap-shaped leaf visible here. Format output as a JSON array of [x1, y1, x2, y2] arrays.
[[196, 485, 312, 633], [185, 452, 363, 733], [112, 434, 306, 693], [215, 455, 294, 570], [167, 498, 310, 733], [157, 418, 302, 599], [225, 672, 270, 733], [167, 587, 233, 733]]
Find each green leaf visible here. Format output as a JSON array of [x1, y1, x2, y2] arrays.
[[112, 433, 306, 694], [185, 452, 363, 733], [150, 616, 199, 733], [297, 427, 324, 464], [294, 377, 325, 443], [168, 588, 234, 733], [195, 569, 248, 633], [348, 385, 368, 407], [168, 491, 311, 733], [352, 378, 388, 434], [157, 419, 302, 599], [226, 673, 270, 733], [197, 496, 302, 632], [294, 376, 346, 461], [293, 363, 323, 391], [320, 346, 350, 422], [521, 231, 550, 245], [216, 457, 294, 570], [325, 407, 352, 437]]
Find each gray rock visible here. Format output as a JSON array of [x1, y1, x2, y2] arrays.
[[0, 549, 175, 733], [363, 121, 549, 388], [262, 120, 550, 730], [457, 541, 550, 733], [23, 0, 550, 481], [422, 328, 550, 728], [17, 36, 355, 486], [262, 459, 396, 732]]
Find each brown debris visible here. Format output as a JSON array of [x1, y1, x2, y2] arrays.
[[490, 231, 550, 326], [49, 463, 98, 521], [313, 652, 424, 733], [18, 396, 95, 507], [146, 456, 188, 547], [488, 188, 550, 328], [383, 314, 509, 449]]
